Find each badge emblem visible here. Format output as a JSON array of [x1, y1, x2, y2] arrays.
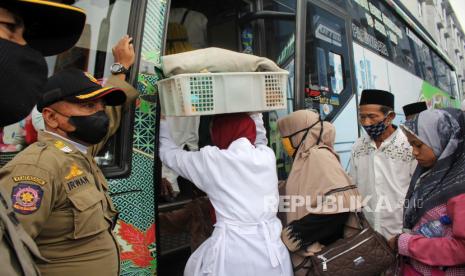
[[54, 140, 72, 153], [65, 163, 84, 180], [11, 184, 43, 215]]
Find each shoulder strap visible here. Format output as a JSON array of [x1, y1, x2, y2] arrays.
[[354, 211, 370, 229], [181, 9, 190, 25]]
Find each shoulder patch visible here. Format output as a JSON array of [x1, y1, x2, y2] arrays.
[[12, 175, 46, 186], [64, 163, 84, 180], [11, 184, 43, 215], [54, 140, 73, 153]]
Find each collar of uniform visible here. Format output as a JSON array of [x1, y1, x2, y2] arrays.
[[363, 126, 399, 150], [39, 131, 88, 154]]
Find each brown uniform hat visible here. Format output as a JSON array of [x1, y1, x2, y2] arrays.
[[37, 69, 126, 111], [1, 0, 86, 56]]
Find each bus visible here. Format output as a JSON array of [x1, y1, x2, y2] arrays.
[[2, 0, 461, 275]]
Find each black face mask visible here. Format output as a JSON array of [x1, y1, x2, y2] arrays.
[[284, 120, 323, 159], [67, 110, 110, 145], [0, 38, 48, 127]]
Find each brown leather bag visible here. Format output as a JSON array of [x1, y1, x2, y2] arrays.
[[294, 213, 396, 276]]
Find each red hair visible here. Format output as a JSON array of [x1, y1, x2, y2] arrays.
[[210, 113, 256, 149]]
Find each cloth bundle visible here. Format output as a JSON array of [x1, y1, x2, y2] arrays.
[[161, 47, 285, 76]]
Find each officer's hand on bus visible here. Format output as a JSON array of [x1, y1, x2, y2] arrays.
[[112, 35, 135, 72]]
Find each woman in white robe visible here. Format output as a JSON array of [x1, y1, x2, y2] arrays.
[[159, 113, 292, 276]]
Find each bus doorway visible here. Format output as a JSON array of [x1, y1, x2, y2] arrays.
[[157, 0, 296, 275], [157, 2, 251, 275]]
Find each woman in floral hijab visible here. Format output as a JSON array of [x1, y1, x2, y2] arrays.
[[395, 108, 465, 275]]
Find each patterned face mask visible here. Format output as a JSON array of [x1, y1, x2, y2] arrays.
[[362, 115, 390, 140]]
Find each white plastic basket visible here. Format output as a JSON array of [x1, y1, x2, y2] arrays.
[[157, 71, 289, 116]]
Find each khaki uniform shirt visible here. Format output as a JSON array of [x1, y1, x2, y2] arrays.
[[0, 76, 138, 276]]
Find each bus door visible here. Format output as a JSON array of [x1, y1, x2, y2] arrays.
[[299, 0, 358, 168], [157, 1, 258, 275], [157, 1, 296, 274], [237, 0, 296, 179]]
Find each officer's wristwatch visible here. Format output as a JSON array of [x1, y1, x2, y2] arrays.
[[110, 63, 129, 75]]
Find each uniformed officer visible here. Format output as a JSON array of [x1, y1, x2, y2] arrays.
[[0, 59, 138, 275], [0, 1, 85, 275]]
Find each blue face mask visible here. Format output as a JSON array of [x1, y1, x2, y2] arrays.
[[363, 120, 387, 140]]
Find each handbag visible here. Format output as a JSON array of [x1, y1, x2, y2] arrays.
[[294, 213, 396, 276]]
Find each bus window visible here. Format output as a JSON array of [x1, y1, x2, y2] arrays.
[[65, 0, 136, 178], [450, 70, 460, 101], [313, 49, 345, 95], [261, 0, 296, 62], [329, 52, 344, 94], [377, 1, 416, 76], [347, 0, 381, 55], [409, 30, 436, 85], [46, 1, 134, 78], [263, 0, 296, 11], [423, 49, 436, 85], [316, 47, 329, 91], [304, 2, 353, 121], [444, 66, 452, 96], [432, 51, 452, 95]]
